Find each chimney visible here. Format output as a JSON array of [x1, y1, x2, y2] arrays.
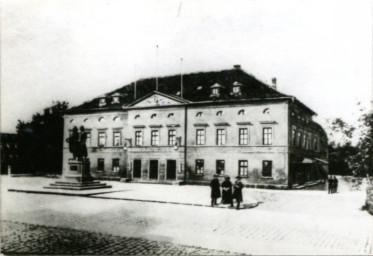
[[233, 64, 241, 70], [271, 77, 277, 90]]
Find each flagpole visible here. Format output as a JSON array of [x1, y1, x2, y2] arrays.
[[156, 45, 159, 91], [134, 64, 137, 100], [180, 58, 183, 99]]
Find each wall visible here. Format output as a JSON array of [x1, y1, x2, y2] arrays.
[[63, 112, 127, 179], [186, 102, 289, 186]]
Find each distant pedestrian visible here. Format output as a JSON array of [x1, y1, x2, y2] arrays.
[[333, 176, 339, 193], [328, 175, 333, 194], [210, 174, 221, 207], [221, 176, 233, 206], [232, 176, 243, 210]]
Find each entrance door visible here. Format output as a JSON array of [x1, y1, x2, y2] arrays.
[[167, 160, 176, 180], [149, 160, 158, 179], [133, 160, 141, 179]]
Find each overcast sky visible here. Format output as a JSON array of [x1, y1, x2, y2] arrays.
[[1, 0, 372, 137]]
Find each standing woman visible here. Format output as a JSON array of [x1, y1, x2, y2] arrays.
[[333, 176, 339, 193], [210, 174, 221, 207], [221, 176, 233, 207], [232, 176, 244, 210]]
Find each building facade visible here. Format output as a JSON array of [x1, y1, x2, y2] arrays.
[[0, 133, 19, 175], [64, 66, 328, 188]]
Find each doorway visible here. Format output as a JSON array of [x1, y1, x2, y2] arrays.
[[133, 159, 141, 179], [149, 160, 158, 179], [167, 160, 176, 180]]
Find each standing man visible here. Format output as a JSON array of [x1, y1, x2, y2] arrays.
[[333, 176, 339, 193], [210, 174, 221, 207], [328, 175, 333, 194], [232, 176, 244, 210], [221, 176, 233, 207]]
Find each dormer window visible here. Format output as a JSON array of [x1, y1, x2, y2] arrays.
[[98, 97, 106, 107], [111, 92, 123, 104], [210, 83, 223, 97], [232, 81, 242, 95]]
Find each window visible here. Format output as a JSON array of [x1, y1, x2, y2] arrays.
[[196, 112, 203, 117], [196, 129, 205, 145], [302, 134, 307, 149], [216, 160, 225, 175], [135, 131, 143, 146], [86, 131, 91, 147], [263, 108, 270, 114], [113, 131, 121, 146], [151, 113, 157, 119], [239, 128, 248, 145], [195, 159, 204, 174], [233, 86, 240, 93], [98, 117, 104, 122], [263, 127, 272, 145], [262, 161, 272, 177], [305, 134, 310, 150], [98, 98, 106, 107], [168, 113, 174, 118], [238, 109, 245, 115], [112, 159, 120, 172], [292, 129, 296, 146], [135, 115, 140, 119], [239, 160, 248, 176], [216, 129, 226, 145], [98, 132, 106, 147], [151, 130, 159, 146], [97, 158, 105, 172], [112, 96, 120, 104], [216, 111, 223, 116], [297, 131, 302, 147], [212, 88, 219, 95], [168, 130, 176, 146], [314, 137, 319, 151]]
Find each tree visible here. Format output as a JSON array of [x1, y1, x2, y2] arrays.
[[327, 106, 373, 177], [16, 101, 69, 175]]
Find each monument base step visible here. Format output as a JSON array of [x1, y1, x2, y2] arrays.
[[44, 181, 112, 191]]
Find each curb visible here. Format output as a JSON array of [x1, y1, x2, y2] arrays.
[[8, 189, 259, 210]]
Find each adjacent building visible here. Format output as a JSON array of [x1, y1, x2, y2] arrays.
[[64, 65, 328, 188], [0, 133, 19, 175]]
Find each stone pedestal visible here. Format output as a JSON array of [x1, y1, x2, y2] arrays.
[[45, 159, 112, 191]]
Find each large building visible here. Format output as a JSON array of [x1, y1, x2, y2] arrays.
[[64, 65, 328, 189]]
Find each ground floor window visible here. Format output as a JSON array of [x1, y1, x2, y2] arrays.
[[112, 158, 120, 172], [195, 159, 204, 174], [216, 160, 225, 175], [238, 160, 248, 176], [262, 160, 272, 177], [97, 158, 105, 172]]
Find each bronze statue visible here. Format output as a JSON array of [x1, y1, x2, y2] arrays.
[[66, 125, 88, 161]]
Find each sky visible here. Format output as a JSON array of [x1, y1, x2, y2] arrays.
[[1, 0, 372, 140]]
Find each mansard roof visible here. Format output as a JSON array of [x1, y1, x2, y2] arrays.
[[66, 67, 315, 115]]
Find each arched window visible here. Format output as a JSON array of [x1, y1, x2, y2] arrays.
[[196, 112, 203, 117], [83, 118, 88, 123], [113, 116, 120, 122], [168, 113, 174, 118], [69, 119, 74, 123], [151, 113, 157, 119], [98, 117, 104, 122], [238, 109, 245, 115], [135, 115, 140, 119], [263, 108, 270, 114], [216, 111, 223, 116]]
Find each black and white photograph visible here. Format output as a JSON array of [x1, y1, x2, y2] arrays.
[[1, 0, 372, 255]]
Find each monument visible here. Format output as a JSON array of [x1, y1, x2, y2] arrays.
[[45, 126, 112, 190]]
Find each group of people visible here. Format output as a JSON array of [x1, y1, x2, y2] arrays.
[[210, 175, 244, 210], [66, 126, 88, 161], [327, 175, 339, 194]]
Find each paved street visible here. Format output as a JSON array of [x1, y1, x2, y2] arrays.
[[2, 221, 240, 255], [1, 176, 373, 255]]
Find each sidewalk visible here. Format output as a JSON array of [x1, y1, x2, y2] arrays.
[[3, 176, 259, 209]]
